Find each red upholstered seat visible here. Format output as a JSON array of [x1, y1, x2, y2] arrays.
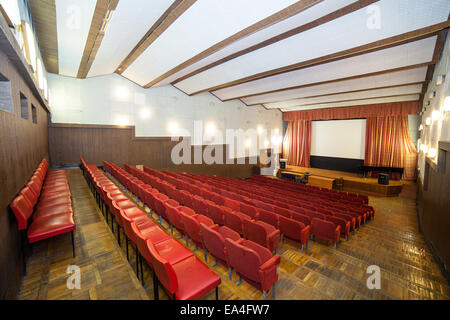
[[311, 218, 341, 248], [154, 239, 193, 265], [206, 202, 224, 225], [326, 215, 350, 240], [200, 223, 240, 267], [10, 195, 34, 230], [147, 240, 221, 300], [243, 219, 280, 253], [36, 197, 72, 210], [224, 238, 280, 296], [223, 207, 250, 235], [180, 210, 215, 249], [165, 201, 184, 235], [278, 215, 310, 252], [34, 204, 73, 220], [240, 203, 259, 219], [257, 209, 279, 229], [27, 213, 75, 243]]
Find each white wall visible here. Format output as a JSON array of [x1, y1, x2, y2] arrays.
[[311, 119, 366, 159], [418, 31, 450, 181], [47, 72, 282, 145]]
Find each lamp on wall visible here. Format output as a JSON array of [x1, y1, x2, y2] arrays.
[[436, 74, 445, 86], [425, 117, 432, 126], [428, 147, 437, 158], [418, 124, 423, 131], [444, 96, 450, 112], [431, 110, 441, 121]]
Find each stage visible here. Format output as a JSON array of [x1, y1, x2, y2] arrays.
[[278, 165, 405, 197]]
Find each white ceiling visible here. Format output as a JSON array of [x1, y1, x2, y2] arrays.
[[88, 0, 175, 78], [47, 0, 450, 111]]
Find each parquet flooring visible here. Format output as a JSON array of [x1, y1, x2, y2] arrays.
[[17, 168, 450, 300]]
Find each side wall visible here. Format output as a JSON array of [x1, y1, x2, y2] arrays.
[[0, 49, 49, 298], [416, 30, 450, 280], [49, 124, 259, 178]]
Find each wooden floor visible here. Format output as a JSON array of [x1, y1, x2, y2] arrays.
[[17, 168, 450, 300]]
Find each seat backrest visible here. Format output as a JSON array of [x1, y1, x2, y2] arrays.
[[19, 187, 38, 207], [292, 212, 311, 226], [146, 240, 178, 294], [243, 220, 267, 248], [131, 219, 155, 265], [26, 180, 41, 197], [180, 211, 201, 243], [278, 215, 304, 239], [240, 203, 259, 219], [180, 206, 195, 216], [258, 208, 278, 228], [311, 218, 336, 235], [206, 202, 224, 225], [224, 198, 240, 212], [224, 238, 262, 283], [200, 223, 226, 262], [276, 207, 292, 218], [10, 195, 34, 230]]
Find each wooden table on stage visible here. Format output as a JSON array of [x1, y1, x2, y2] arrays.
[[307, 175, 335, 189]]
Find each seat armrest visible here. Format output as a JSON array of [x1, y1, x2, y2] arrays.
[[334, 225, 341, 243], [300, 225, 310, 245], [258, 255, 281, 292]]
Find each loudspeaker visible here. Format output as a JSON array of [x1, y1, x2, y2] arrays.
[[378, 173, 389, 185], [279, 159, 287, 169]]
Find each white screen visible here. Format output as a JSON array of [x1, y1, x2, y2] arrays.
[[311, 119, 366, 159]]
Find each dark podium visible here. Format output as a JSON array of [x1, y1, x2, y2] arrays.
[[359, 165, 404, 180]]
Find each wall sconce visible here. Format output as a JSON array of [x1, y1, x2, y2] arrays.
[[257, 125, 264, 135], [429, 91, 436, 99], [428, 148, 437, 158], [444, 96, 450, 112], [436, 74, 445, 86], [431, 110, 441, 121], [418, 124, 423, 131], [422, 144, 429, 153], [425, 117, 431, 126]]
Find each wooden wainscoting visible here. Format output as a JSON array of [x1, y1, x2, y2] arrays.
[[48, 123, 257, 178], [0, 49, 50, 298]]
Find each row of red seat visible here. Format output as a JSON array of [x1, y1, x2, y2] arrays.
[[189, 173, 373, 223], [10, 159, 76, 273], [250, 174, 369, 204], [126, 164, 285, 253], [151, 168, 343, 248], [82, 158, 221, 300], [244, 176, 374, 219], [179, 172, 366, 242], [113, 163, 281, 298]]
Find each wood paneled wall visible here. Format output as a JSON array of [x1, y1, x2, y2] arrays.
[[417, 141, 450, 282], [49, 124, 258, 178], [0, 49, 49, 299]]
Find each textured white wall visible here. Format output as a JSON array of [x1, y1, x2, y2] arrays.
[[417, 32, 450, 181], [47, 72, 283, 143]]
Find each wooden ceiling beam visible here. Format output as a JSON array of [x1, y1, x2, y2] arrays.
[[143, 0, 324, 88], [280, 94, 420, 111], [115, 0, 196, 75], [28, 0, 59, 74], [170, 0, 379, 86], [218, 63, 432, 102], [189, 21, 450, 96], [419, 29, 447, 106], [244, 81, 425, 106], [77, 0, 119, 79]]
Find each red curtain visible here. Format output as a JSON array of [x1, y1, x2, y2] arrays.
[[283, 101, 419, 121], [282, 120, 311, 167], [365, 115, 418, 180]]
